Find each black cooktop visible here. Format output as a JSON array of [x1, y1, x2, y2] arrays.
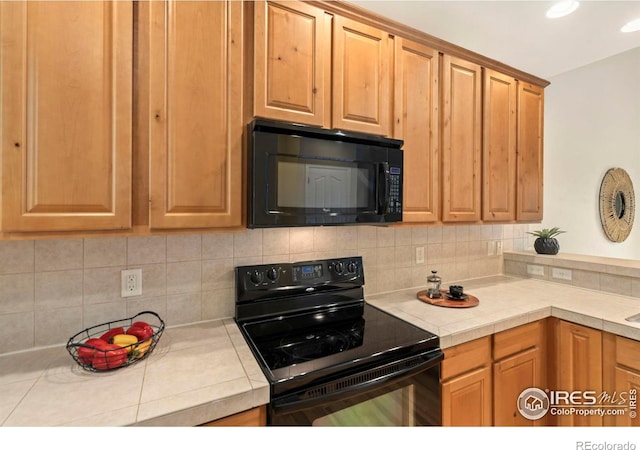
[[241, 302, 439, 389]]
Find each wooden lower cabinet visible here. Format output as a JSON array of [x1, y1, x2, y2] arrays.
[[442, 366, 492, 426], [493, 320, 547, 426], [552, 319, 603, 426], [441, 336, 492, 426], [441, 320, 546, 427], [199, 405, 266, 426], [603, 333, 640, 426]]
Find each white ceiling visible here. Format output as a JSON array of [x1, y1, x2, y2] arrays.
[[349, 0, 640, 79]]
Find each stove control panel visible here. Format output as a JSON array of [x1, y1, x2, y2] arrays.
[[236, 256, 364, 294]]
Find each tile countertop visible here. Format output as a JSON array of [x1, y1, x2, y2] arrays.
[[367, 275, 640, 349], [0, 319, 269, 427]]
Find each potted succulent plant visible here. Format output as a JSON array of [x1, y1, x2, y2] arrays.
[[527, 227, 566, 255]]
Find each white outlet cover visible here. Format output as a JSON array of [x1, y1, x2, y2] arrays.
[[121, 269, 142, 297], [551, 268, 572, 281], [527, 264, 545, 276]]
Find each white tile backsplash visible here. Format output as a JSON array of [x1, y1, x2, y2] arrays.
[[84, 237, 126, 268], [0, 224, 522, 354], [127, 236, 167, 265], [35, 239, 83, 272], [166, 235, 202, 262], [0, 240, 34, 274]]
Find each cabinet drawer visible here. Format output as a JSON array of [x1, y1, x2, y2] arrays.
[[615, 335, 640, 372], [442, 336, 491, 380], [493, 320, 546, 361]]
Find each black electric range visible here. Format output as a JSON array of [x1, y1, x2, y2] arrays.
[[235, 256, 443, 425]]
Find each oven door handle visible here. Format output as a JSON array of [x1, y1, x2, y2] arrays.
[[271, 349, 443, 414]]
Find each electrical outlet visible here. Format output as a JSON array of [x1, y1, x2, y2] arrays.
[[496, 241, 503, 255], [416, 246, 425, 264], [552, 268, 572, 281], [527, 264, 545, 277], [121, 269, 142, 297], [487, 241, 495, 256]]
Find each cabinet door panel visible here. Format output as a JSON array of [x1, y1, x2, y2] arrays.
[[494, 347, 546, 426], [442, 366, 492, 426], [517, 82, 544, 221], [393, 38, 439, 222], [1, 1, 132, 231], [441, 55, 482, 222], [557, 321, 603, 426], [148, 1, 242, 229], [254, 1, 329, 127], [333, 16, 390, 136], [613, 366, 640, 427], [483, 69, 516, 222]]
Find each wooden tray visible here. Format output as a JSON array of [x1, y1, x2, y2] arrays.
[[416, 290, 479, 308]]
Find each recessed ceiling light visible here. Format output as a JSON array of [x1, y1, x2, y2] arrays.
[[546, 1, 580, 19], [621, 18, 640, 33]]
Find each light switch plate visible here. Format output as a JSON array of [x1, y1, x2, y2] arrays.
[[416, 247, 425, 264]]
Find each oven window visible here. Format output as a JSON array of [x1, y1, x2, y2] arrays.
[[312, 386, 415, 426]]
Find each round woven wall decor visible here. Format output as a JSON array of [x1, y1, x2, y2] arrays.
[[599, 168, 635, 243]]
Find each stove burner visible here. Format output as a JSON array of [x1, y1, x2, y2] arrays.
[[259, 319, 365, 370]]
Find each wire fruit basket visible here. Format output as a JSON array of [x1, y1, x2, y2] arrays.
[[66, 311, 165, 372]]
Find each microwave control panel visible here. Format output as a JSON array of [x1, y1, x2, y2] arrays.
[[389, 166, 402, 214]]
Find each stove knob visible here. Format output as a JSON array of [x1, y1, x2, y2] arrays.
[[267, 267, 279, 281], [334, 261, 344, 274], [347, 261, 357, 274], [249, 270, 264, 285]]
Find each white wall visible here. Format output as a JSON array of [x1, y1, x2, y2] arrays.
[[542, 47, 640, 259]]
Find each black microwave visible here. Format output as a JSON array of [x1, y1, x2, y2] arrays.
[[248, 119, 404, 228]]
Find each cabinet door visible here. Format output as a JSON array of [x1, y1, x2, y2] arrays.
[[253, 1, 330, 127], [517, 82, 544, 221], [442, 366, 492, 426], [147, 1, 243, 229], [441, 55, 482, 222], [482, 69, 517, 222], [557, 320, 603, 426], [613, 366, 640, 426], [0, 1, 132, 232], [333, 16, 391, 136], [494, 347, 546, 426], [393, 38, 439, 222]]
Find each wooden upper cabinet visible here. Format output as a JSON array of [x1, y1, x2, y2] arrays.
[[0, 1, 132, 232], [146, 1, 243, 229], [441, 55, 482, 222], [393, 38, 439, 223], [482, 69, 517, 222], [253, 1, 330, 127], [333, 16, 391, 136], [517, 82, 544, 221]]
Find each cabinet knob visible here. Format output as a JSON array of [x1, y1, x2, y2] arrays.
[[14, 142, 20, 148]]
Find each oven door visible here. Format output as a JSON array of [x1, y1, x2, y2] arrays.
[[268, 349, 442, 426]]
